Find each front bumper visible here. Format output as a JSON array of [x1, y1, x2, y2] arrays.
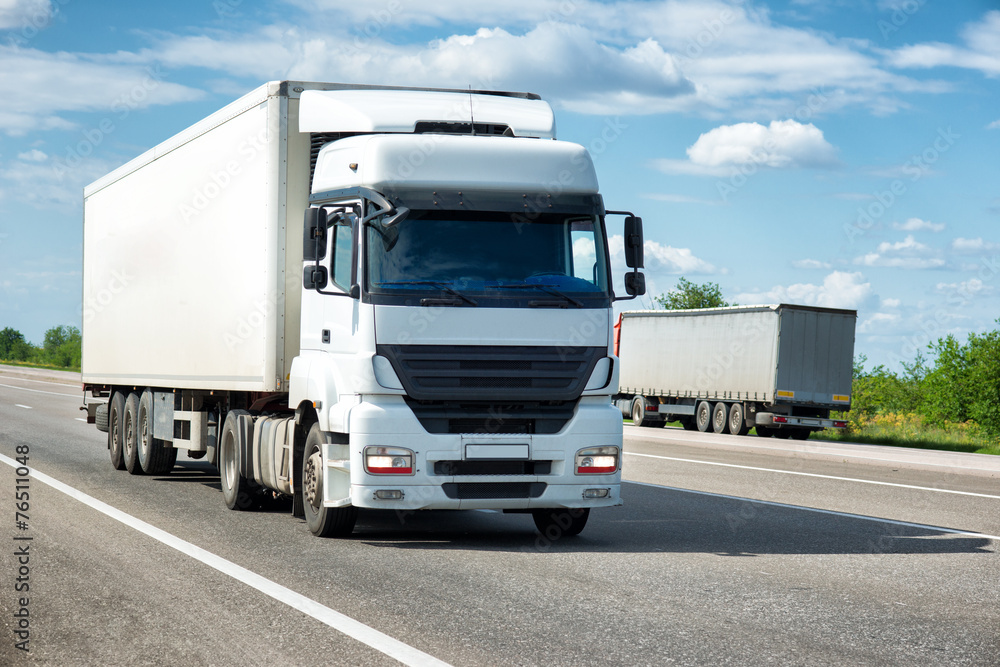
[[323, 395, 624, 511]]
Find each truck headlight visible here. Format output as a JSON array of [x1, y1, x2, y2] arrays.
[[364, 446, 414, 475], [575, 446, 619, 474]]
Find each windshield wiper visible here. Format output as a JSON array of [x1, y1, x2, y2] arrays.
[[376, 281, 478, 306], [494, 283, 584, 308]]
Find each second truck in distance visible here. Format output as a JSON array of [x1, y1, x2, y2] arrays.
[[615, 304, 856, 439]]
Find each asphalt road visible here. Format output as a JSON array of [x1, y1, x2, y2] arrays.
[[1, 365, 998, 666]]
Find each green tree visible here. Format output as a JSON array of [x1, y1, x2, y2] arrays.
[[920, 334, 971, 426], [0, 327, 33, 362], [966, 327, 1000, 439], [654, 277, 733, 310], [42, 325, 81, 368]]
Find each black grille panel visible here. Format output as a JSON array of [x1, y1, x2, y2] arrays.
[[406, 400, 576, 434], [379, 345, 605, 402], [433, 460, 552, 476], [442, 482, 546, 499]]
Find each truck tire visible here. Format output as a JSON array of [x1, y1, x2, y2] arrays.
[[681, 417, 698, 431], [728, 403, 750, 436], [95, 402, 109, 433], [791, 428, 810, 441], [108, 391, 127, 470], [695, 401, 712, 432], [302, 423, 357, 537], [123, 392, 143, 475], [532, 507, 590, 538], [712, 402, 729, 434], [138, 389, 176, 475], [755, 426, 774, 438], [220, 409, 259, 511]]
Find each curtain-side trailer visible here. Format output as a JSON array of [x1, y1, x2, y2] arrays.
[[614, 305, 856, 439]]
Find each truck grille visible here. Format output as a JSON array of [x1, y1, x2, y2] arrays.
[[405, 400, 576, 435], [442, 482, 546, 499], [378, 345, 604, 402], [433, 460, 552, 476]]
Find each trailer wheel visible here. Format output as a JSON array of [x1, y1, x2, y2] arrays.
[[220, 409, 259, 511], [631, 398, 655, 428], [712, 402, 729, 434], [681, 417, 698, 431], [695, 401, 712, 432], [108, 391, 127, 470], [728, 403, 750, 436], [755, 426, 774, 438], [138, 389, 175, 475], [790, 428, 811, 441], [532, 507, 590, 538], [123, 392, 144, 475], [302, 423, 357, 537]]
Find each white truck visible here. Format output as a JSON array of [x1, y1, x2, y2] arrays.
[[614, 305, 855, 439], [82, 81, 646, 537]]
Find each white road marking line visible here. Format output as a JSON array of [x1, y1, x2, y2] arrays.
[[0, 454, 454, 667], [15, 404, 32, 409], [0, 374, 79, 388], [625, 479, 1000, 542], [75, 418, 87, 422], [624, 451, 1000, 500], [0, 382, 80, 398], [625, 426, 993, 474]]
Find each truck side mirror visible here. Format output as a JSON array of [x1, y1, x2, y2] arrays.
[[625, 271, 646, 297], [624, 216, 643, 269], [303, 266, 328, 290], [303, 207, 327, 261]]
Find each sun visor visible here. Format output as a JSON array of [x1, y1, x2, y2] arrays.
[[298, 89, 556, 138]]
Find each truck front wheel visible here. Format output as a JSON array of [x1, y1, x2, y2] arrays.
[[302, 424, 357, 537], [532, 508, 589, 538]]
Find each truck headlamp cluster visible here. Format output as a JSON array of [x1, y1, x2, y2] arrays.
[[364, 446, 414, 475], [575, 446, 619, 474]]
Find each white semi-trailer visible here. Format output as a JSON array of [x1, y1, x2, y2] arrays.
[[614, 305, 855, 439], [82, 81, 645, 537]]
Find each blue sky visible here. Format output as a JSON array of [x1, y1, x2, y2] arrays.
[[0, 0, 997, 371]]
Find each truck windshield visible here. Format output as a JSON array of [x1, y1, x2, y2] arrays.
[[366, 210, 611, 307]]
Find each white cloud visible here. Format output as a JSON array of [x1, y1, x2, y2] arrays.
[[16, 149, 47, 162], [609, 235, 717, 275], [881, 297, 901, 308], [0, 46, 204, 135], [735, 271, 874, 310], [892, 217, 945, 232], [0, 0, 50, 30], [951, 237, 1000, 254], [858, 312, 900, 334], [0, 156, 110, 208], [653, 119, 839, 176], [935, 278, 994, 299], [854, 234, 947, 269], [136, 0, 945, 118], [885, 10, 1000, 76], [792, 259, 832, 269], [987, 119, 1000, 130]]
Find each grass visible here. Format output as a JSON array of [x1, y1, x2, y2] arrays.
[[627, 413, 1000, 456], [0, 359, 81, 374], [811, 412, 1000, 456]]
